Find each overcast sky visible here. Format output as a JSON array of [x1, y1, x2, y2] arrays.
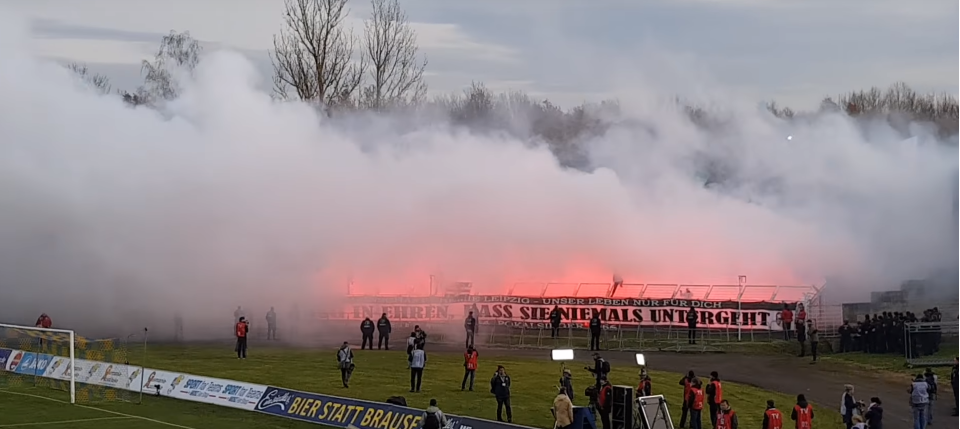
[[1, 0, 956, 109]]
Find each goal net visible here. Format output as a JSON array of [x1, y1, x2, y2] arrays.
[[0, 323, 133, 404]]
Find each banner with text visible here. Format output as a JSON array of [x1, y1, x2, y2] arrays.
[[343, 297, 788, 330]]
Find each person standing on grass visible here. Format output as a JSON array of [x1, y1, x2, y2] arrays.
[[909, 373, 929, 429], [715, 400, 737, 429], [597, 378, 613, 429], [688, 378, 705, 429], [337, 341, 354, 388], [761, 400, 783, 429], [560, 368, 575, 404], [679, 370, 696, 429], [462, 345, 478, 391], [951, 357, 958, 416], [408, 343, 426, 393], [790, 394, 814, 429], [840, 384, 856, 429], [265, 307, 277, 340], [407, 332, 417, 356], [420, 398, 448, 429], [705, 372, 723, 428], [234, 317, 249, 359], [807, 320, 820, 362], [490, 365, 513, 423], [377, 313, 392, 350], [923, 368, 937, 425], [360, 317, 375, 350], [864, 397, 883, 429]]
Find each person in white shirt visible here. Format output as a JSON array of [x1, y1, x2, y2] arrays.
[[909, 373, 929, 429], [408, 344, 426, 392], [337, 342, 354, 388]]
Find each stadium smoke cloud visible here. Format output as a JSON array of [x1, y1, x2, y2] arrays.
[[0, 16, 956, 339]]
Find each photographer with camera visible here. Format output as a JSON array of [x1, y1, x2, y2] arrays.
[[586, 353, 611, 388]]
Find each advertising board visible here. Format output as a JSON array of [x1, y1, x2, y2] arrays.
[[255, 386, 424, 429]]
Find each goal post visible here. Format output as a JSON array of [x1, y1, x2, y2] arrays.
[[0, 322, 132, 404], [0, 323, 76, 403]]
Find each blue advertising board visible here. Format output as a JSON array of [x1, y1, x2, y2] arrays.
[[255, 386, 425, 429], [13, 352, 53, 375], [0, 349, 11, 369], [255, 386, 542, 429]]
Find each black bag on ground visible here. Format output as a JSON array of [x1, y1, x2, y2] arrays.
[[386, 396, 407, 407]]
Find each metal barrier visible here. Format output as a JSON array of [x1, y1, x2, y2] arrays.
[[904, 321, 959, 367]]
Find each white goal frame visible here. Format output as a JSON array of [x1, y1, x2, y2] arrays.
[[0, 323, 76, 404]]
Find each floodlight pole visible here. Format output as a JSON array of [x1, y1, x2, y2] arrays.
[[737, 276, 746, 342], [139, 327, 148, 405]]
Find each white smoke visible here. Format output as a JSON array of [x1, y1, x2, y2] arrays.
[[0, 16, 955, 337]]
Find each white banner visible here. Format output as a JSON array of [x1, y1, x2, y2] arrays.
[[1, 348, 267, 411]]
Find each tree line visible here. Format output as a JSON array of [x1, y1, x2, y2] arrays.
[[67, 0, 959, 148]]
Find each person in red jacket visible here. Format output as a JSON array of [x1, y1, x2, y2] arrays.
[[706, 371, 723, 428], [762, 400, 784, 429], [35, 313, 52, 347], [687, 378, 705, 429], [790, 394, 814, 429], [637, 369, 652, 396], [235, 317, 249, 359], [780, 304, 794, 340], [679, 370, 696, 428], [462, 345, 478, 391], [716, 400, 737, 429], [597, 378, 613, 429]]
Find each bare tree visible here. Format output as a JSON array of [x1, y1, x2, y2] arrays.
[[66, 62, 112, 95], [271, 0, 365, 109], [139, 31, 203, 104], [360, 0, 427, 110]]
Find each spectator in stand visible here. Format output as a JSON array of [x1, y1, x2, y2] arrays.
[[679, 370, 696, 429], [840, 384, 856, 429], [553, 387, 574, 429], [549, 306, 562, 338], [838, 320, 854, 353], [807, 320, 820, 362], [864, 397, 883, 429], [780, 304, 793, 340], [686, 307, 698, 345], [790, 394, 814, 429], [908, 374, 929, 429], [464, 311, 478, 348]]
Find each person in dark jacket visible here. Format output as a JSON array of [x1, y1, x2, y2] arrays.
[[589, 313, 602, 351], [705, 371, 722, 428], [796, 321, 807, 357], [864, 397, 883, 429], [951, 357, 958, 416], [464, 311, 478, 348], [415, 325, 427, 349], [560, 368, 575, 403], [790, 394, 814, 428], [686, 307, 698, 345], [597, 378, 613, 429], [549, 306, 562, 338], [360, 317, 375, 350], [679, 370, 696, 428], [490, 365, 512, 423], [587, 353, 610, 388], [377, 313, 392, 350], [841, 384, 856, 429]]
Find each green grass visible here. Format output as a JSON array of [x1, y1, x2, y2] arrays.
[[1, 345, 845, 429]]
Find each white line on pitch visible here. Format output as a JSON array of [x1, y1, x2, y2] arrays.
[[0, 389, 200, 429], [0, 416, 132, 427]]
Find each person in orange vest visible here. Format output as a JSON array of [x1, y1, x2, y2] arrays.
[[679, 370, 696, 428], [780, 304, 794, 340], [762, 400, 784, 429], [687, 377, 705, 429], [235, 317, 249, 359], [705, 371, 723, 428], [716, 400, 738, 429], [790, 394, 814, 429], [596, 378, 613, 429], [637, 369, 652, 396], [462, 345, 479, 391]]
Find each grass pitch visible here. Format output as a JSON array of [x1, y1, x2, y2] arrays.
[[1, 345, 845, 428]]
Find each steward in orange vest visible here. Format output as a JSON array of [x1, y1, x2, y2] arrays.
[[687, 379, 705, 429], [790, 395, 814, 429], [762, 400, 784, 429], [716, 400, 738, 429], [235, 317, 249, 359], [462, 346, 479, 391], [706, 372, 723, 427]]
